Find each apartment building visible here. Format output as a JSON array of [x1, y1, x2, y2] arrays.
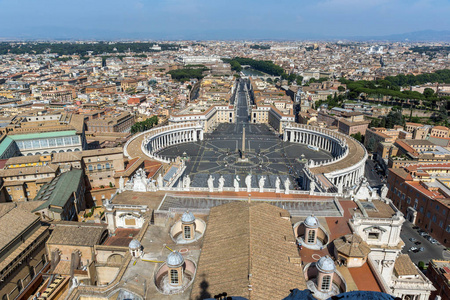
[[86, 112, 135, 133], [387, 164, 450, 247]]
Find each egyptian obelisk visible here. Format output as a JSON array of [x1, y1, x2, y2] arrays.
[[242, 125, 246, 159]]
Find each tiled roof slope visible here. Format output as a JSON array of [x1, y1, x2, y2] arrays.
[[190, 201, 306, 300], [33, 169, 83, 212]]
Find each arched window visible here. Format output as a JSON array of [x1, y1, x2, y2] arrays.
[[321, 275, 331, 291], [170, 269, 179, 284], [88, 165, 93, 172], [97, 164, 102, 170], [105, 163, 110, 169], [308, 230, 316, 244], [184, 226, 191, 239]]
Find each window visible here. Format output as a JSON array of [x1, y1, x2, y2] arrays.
[[427, 212, 431, 219], [432, 215, 437, 223], [105, 163, 110, 169], [420, 206, 424, 213], [97, 164, 102, 170], [407, 197, 411, 204], [436, 205, 440, 211], [368, 232, 379, 240], [184, 226, 191, 239], [439, 220, 444, 228], [446, 225, 450, 233], [307, 230, 316, 243], [88, 165, 93, 171], [321, 275, 331, 291], [170, 269, 179, 284]]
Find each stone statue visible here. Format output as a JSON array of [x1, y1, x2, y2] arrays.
[[148, 180, 156, 191], [157, 173, 163, 188], [275, 176, 281, 193], [371, 189, 377, 200], [245, 174, 252, 193], [309, 181, 316, 194], [381, 184, 388, 199], [258, 176, 266, 193], [119, 176, 124, 192], [218, 175, 225, 192], [284, 177, 291, 194], [207, 175, 215, 192], [132, 169, 147, 192], [337, 181, 343, 194], [234, 175, 240, 192], [183, 175, 191, 191]]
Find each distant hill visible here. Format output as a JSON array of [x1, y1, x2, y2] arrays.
[[348, 30, 450, 42]]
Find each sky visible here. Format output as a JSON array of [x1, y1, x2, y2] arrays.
[[1, 0, 450, 40]]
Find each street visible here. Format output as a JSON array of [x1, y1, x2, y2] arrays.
[[400, 221, 448, 266], [364, 159, 384, 189]]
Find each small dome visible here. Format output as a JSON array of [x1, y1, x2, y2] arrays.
[[304, 215, 319, 228], [317, 256, 335, 273], [167, 251, 184, 267], [129, 239, 141, 250], [181, 211, 195, 224]]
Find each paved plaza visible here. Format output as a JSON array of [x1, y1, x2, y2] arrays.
[[156, 80, 333, 189], [157, 123, 332, 188]]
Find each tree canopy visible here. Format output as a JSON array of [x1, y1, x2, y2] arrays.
[[167, 65, 208, 82], [222, 57, 284, 76], [131, 116, 158, 134]]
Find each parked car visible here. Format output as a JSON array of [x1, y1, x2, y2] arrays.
[[414, 241, 422, 245], [419, 247, 425, 252], [413, 249, 420, 253], [409, 237, 417, 242], [408, 246, 418, 252], [419, 231, 427, 236], [412, 226, 419, 230]]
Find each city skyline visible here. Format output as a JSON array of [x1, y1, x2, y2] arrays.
[[1, 0, 450, 40]]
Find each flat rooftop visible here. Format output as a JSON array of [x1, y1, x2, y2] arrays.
[[357, 200, 397, 218]]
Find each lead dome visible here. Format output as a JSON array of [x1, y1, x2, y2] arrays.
[[181, 211, 195, 224], [167, 251, 184, 267], [129, 239, 141, 250], [317, 256, 335, 273], [304, 215, 319, 228]]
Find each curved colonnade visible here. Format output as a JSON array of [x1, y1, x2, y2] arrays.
[[140, 122, 204, 163], [284, 124, 367, 192]]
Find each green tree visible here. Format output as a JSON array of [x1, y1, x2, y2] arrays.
[[351, 132, 364, 143], [423, 88, 435, 98], [131, 116, 159, 134]]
